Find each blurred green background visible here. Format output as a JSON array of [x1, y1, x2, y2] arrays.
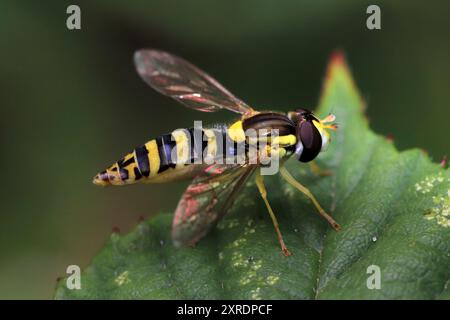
[[0, 1, 449, 299]]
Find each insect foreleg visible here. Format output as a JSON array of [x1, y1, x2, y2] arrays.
[[255, 170, 292, 256], [279, 166, 341, 231]]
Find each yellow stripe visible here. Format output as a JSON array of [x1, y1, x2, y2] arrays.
[[172, 129, 190, 168], [124, 153, 134, 162], [145, 140, 160, 177], [228, 120, 246, 143], [127, 163, 137, 181], [203, 129, 217, 163]]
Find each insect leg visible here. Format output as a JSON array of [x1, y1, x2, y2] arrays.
[[255, 170, 292, 256], [321, 113, 338, 130], [308, 161, 333, 177], [279, 166, 341, 231], [321, 113, 336, 123]]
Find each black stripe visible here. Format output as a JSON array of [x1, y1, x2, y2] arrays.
[[117, 159, 129, 181], [133, 167, 142, 180], [187, 128, 196, 162], [119, 168, 129, 180], [187, 127, 206, 163], [156, 134, 176, 173], [122, 157, 134, 166], [99, 170, 109, 182], [135, 145, 150, 177], [201, 130, 209, 160]]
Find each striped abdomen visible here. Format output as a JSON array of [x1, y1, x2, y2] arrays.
[[93, 126, 235, 186]]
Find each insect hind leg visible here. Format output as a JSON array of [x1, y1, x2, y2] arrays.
[[255, 170, 292, 256], [279, 166, 341, 231]]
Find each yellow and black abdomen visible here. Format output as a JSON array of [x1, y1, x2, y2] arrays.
[[93, 129, 210, 186]]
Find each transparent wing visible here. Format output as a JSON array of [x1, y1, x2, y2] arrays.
[[134, 49, 254, 114], [172, 164, 256, 246]]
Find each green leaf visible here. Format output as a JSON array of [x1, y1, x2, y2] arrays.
[[55, 53, 449, 300]]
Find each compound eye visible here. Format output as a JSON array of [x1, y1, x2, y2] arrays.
[[297, 120, 322, 162]]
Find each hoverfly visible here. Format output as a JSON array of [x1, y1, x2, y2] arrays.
[[93, 49, 340, 256]]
